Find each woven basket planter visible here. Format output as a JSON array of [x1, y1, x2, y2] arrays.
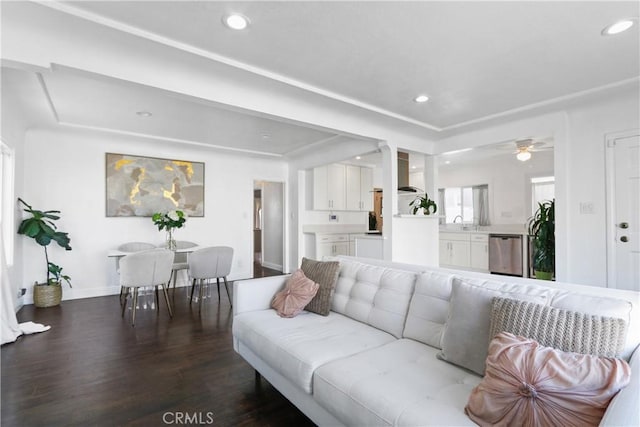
[[33, 283, 62, 308]]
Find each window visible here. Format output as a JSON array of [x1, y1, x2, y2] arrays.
[[439, 184, 489, 225], [531, 176, 555, 215], [1, 141, 15, 265]]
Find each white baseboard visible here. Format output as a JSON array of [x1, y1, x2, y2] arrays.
[[20, 269, 255, 306], [261, 261, 283, 271]]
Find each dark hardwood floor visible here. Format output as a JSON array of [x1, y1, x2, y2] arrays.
[[1, 285, 315, 427]]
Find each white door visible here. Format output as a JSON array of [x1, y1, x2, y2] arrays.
[[607, 132, 640, 291]]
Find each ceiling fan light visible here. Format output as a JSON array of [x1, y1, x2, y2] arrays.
[[602, 19, 635, 36], [516, 151, 532, 162], [223, 13, 250, 30]]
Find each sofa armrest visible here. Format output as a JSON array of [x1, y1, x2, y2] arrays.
[[600, 344, 640, 426], [232, 274, 289, 316]]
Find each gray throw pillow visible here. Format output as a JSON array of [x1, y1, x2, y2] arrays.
[[490, 297, 628, 358], [300, 257, 340, 316], [437, 278, 550, 375]]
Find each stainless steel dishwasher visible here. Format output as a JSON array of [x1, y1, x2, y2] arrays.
[[489, 234, 523, 276]]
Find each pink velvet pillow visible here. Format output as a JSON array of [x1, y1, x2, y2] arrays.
[[465, 332, 631, 427], [271, 269, 320, 318]]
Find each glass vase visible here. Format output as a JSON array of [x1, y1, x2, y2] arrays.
[[166, 229, 177, 251]]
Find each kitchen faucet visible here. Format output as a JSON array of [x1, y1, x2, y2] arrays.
[[453, 215, 463, 224]]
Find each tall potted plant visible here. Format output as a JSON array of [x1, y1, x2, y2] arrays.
[[528, 199, 555, 280], [17, 198, 72, 307]]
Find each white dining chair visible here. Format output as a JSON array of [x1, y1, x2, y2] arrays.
[[119, 248, 174, 326], [188, 246, 233, 311], [116, 242, 156, 305], [162, 240, 197, 291]]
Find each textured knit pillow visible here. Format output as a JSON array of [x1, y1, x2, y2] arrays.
[[271, 269, 319, 318], [465, 332, 631, 427], [490, 297, 628, 358], [300, 257, 340, 316]]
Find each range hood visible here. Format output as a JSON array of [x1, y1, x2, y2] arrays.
[[398, 186, 423, 193], [397, 151, 423, 193]]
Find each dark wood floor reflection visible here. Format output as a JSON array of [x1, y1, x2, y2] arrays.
[[1, 285, 314, 427]]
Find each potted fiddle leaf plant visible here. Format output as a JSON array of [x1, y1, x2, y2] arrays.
[[17, 198, 72, 307], [528, 199, 555, 280], [410, 193, 438, 215]]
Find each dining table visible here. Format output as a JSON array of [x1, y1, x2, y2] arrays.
[[107, 245, 203, 258]]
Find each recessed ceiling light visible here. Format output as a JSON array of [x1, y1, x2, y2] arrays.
[[444, 161, 451, 165], [223, 13, 250, 30], [414, 95, 429, 103], [261, 133, 270, 139], [136, 111, 152, 117], [355, 156, 361, 160], [602, 19, 635, 35], [411, 166, 416, 169]]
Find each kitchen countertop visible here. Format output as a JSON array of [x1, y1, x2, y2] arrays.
[[354, 234, 384, 240], [439, 225, 528, 236], [302, 224, 371, 234]]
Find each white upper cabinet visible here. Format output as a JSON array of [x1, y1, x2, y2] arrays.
[[313, 164, 346, 210], [346, 165, 374, 211], [314, 163, 373, 211], [346, 165, 362, 211], [359, 167, 373, 211]]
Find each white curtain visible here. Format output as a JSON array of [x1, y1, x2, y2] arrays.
[[1, 225, 21, 345], [472, 185, 490, 226]]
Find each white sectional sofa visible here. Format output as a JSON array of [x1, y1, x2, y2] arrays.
[[232, 256, 640, 426]]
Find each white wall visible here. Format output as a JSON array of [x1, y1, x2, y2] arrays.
[[563, 92, 639, 286], [1, 74, 28, 310], [434, 89, 640, 286], [19, 127, 287, 302], [438, 150, 554, 225]]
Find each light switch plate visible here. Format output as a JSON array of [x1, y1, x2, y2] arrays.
[[580, 202, 594, 214]]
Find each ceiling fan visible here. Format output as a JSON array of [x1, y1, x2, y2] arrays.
[[500, 138, 551, 162]]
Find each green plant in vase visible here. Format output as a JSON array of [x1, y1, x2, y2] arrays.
[[17, 198, 72, 307], [528, 199, 555, 280], [152, 210, 187, 250], [409, 194, 438, 215]]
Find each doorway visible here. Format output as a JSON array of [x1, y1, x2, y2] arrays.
[[606, 130, 640, 290], [253, 180, 285, 278]]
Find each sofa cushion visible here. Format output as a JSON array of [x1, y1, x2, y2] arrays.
[[313, 339, 481, 426], [465, 332, 631, 427], [331, 258, 417, 338], [438, 277, 554, 375], [490, 297, 628, 358], [233, 309, 395, 393], [403, 270, 455, 349], [300, 257, 340, 316], [550, 291, 635, 360], [271, 269, 319, 318]]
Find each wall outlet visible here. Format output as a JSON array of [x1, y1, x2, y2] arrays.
[[329, 214, 338, 222]]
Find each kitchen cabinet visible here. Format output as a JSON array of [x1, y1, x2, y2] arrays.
[[470, 234, 489, 271], [345, 165, 374, 211], [439, 232, 470, 268], [313, 164, 346, 210], [316, 233, 349, 258], [440, 232, 489, 272], [348, 233, 366, 256]]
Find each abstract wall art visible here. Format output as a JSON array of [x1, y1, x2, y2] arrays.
[[105, 153, 204, 217]]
